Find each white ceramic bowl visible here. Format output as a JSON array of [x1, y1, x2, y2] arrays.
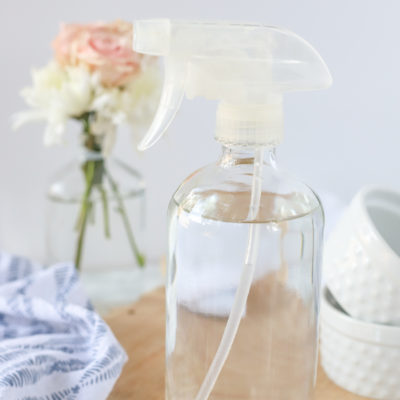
[[324, 186, 400, 324], [320, 288, 400, 399]]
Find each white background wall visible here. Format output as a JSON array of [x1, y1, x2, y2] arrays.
[[1, 0, 399, 262]]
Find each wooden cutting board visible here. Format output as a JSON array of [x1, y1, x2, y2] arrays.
[[105, 288, 368, 400]]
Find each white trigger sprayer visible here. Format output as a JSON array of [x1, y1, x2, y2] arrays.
[[133, 20, 332, 400]]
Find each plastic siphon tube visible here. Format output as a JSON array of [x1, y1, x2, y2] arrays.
[[195, 147, 265, 400]]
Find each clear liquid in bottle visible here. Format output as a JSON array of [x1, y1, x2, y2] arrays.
[[166, 186, 323, 400]]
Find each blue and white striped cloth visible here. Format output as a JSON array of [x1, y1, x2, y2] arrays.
[[0, 252, 127, 400]]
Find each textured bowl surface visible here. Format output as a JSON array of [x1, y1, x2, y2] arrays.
[[321, 288, 400, 399], [324, 186, 400, 324]]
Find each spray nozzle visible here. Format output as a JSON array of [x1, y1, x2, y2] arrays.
[[134, 19, 332, 149]]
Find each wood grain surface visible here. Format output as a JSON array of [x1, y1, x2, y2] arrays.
[[106, 288, 368, 400]]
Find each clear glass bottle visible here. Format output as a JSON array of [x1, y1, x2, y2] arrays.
[[166, 145, 324, 399], [131, 19, 331, 400]]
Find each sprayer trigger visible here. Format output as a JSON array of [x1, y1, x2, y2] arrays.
[[138, 58, 187, 151]]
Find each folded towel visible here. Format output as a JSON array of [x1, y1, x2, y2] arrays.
[[0, 252, 127, 400]]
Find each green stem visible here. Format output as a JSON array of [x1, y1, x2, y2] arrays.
[[105, 168, 146, 267], [74, 113, 142, 270], [75, 160, 96, 270], [98, 185, 111, 238]]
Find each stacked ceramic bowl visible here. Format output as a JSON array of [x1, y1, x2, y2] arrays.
[[321, 186, 400, 399]]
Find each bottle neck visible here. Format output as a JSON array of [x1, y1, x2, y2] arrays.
[[218, 145, 277, 168]]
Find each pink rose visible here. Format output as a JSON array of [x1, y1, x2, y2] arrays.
[[53, 20, 143, 87]]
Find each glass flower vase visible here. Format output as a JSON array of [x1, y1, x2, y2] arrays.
[[46, 150, 149, 313]]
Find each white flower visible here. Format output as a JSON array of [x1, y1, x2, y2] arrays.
[[91, 60, 161, 128], [88, 59, 161, 153], [13, 58, 161, 153], [13, 61, 95, 145], [91, 88, 126, 126]]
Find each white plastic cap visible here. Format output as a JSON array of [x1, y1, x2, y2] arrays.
[[216, 101, 283, 146], [133, 20, 332, 150]]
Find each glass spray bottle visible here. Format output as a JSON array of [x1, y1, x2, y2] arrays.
[[133, 20, 332, 400]]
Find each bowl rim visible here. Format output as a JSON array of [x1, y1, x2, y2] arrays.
[[321, 287, 400, 346], [356, 185, 400, 265]]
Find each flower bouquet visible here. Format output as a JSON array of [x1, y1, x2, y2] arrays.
[[14, 21, 160, 271]]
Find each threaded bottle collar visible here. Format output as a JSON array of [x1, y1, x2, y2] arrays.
[[215, 101, 284, 146]]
